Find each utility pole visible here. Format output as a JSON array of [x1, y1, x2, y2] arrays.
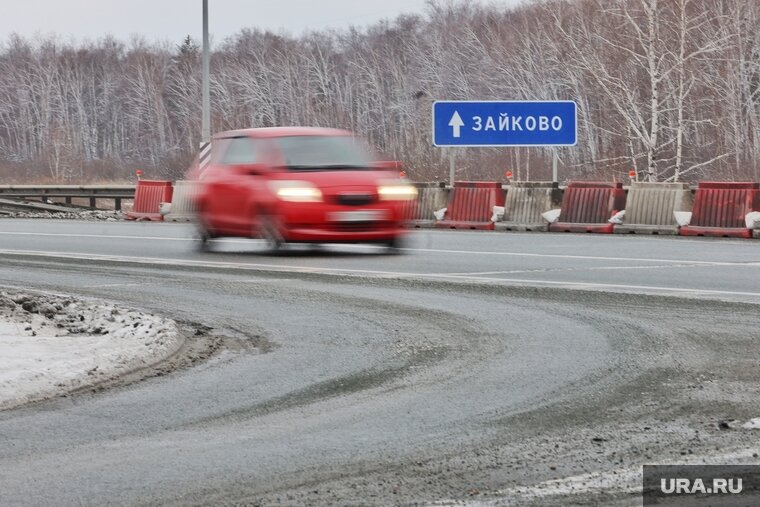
[[201, 0, 210, 144]]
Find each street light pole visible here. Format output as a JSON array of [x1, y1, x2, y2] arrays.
[[201, 0, 210, 144]]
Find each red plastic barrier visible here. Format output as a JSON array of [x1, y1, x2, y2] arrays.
[[435, 181, 505, 230], [680, 181, 760, 238], [399, 195, 422, 222], [125, 180, 173, 221], [549, 181, 626, 234]]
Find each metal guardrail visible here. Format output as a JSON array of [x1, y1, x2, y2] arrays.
[[0, 185, 135, 210]]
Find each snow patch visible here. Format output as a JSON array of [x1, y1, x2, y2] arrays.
[[0, 290, 182, 410], [432, 448, 760, 507]]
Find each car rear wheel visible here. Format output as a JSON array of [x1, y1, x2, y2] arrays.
[[197, 224, 214, 252]]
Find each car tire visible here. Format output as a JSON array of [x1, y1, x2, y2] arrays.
[[383, 236, 406, 253], [197, 221, 215, 252], [259, 215, 284, 251]]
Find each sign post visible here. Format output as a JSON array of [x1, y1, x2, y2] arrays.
[[448, 149, 455, 185], [552, 150, 559, 183]]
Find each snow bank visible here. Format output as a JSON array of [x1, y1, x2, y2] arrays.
[[0, 291, 182, 410]]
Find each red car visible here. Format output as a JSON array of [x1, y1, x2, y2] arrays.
[[193, 127, 417, 251]]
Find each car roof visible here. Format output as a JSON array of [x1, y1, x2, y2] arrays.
[[213, 127, 354, 140]]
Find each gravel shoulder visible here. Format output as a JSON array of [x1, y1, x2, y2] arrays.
[[0, 209, 124, 221], [0, 290, 183, 410]]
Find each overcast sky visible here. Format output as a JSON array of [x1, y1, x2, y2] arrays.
[[1, 0, 524, 46]]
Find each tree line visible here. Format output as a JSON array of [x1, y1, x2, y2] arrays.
[[0, 0, 758, 183]]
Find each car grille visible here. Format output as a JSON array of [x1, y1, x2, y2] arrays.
[[331, 221, 377, 232], [335, 193, 375, 206]]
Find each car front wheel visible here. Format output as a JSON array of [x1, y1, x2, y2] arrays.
[[258, 214, 285, 251], [383, 236, 406, 253]]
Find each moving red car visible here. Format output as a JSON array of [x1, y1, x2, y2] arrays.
[[193, 127, 417, 251]]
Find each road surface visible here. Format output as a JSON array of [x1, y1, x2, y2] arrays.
[[1, 219, 759, 506]]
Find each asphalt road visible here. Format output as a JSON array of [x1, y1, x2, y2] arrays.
[[1, 220, 760, 506]]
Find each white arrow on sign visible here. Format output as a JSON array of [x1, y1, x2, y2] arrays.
[[448, 111, 464, 138]]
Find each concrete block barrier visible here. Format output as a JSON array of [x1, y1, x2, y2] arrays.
[[164, 180, 200, 222], [495, 181, 562, 232], [614, 182, 692, 235], [125, 180, 173, 221], [548, 181, 626, 234], [435, 181, 506, 230], [680, 181, 760, 238], [402, 182, 449, 228]]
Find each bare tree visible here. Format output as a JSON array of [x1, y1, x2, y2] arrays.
[[0, 0, 757, 183]]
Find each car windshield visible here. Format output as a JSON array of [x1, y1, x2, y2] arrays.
[[273, 135, 373, 170]]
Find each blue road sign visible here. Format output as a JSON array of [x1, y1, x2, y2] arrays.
[[432, 100, 577, 147]]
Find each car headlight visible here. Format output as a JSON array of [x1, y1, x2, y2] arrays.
[[377, 182, 418, 201], [270, 181, 323, 202]]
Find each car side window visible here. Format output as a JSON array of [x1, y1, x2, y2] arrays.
[[221, 137, 258, 165]]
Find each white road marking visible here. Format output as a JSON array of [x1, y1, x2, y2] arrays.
[[448, 276, 760, 298], [0, 230, 759, 267], [236, 278, 295, 283], [79, 282, 144, 288], [406, 246, 760, 266], [2, 249, 760, 301], [423, 228, 756, 245], [0, 231, 199, 242], [2, 222, 755, 246], [434, 263, 706, 276]]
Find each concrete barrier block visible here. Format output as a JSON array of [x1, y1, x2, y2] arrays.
[[495, 181, 562, 232], [164, 180, 200, 222], [614, 181, 692, 235], [404, 183, 449, 228]]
